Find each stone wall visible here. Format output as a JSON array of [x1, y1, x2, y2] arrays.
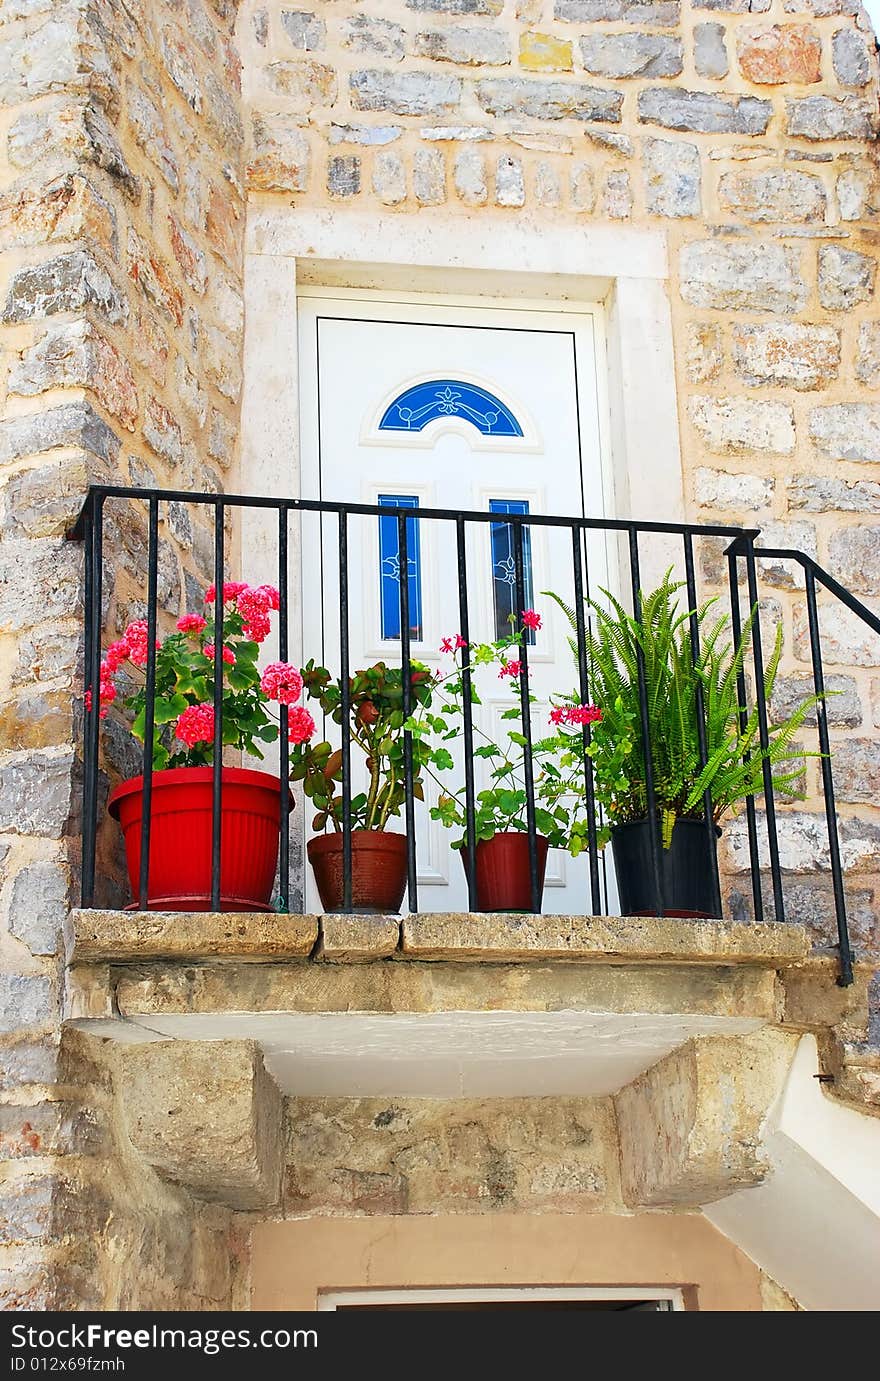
[[0, 0, 246, 1308], [239, 0, 880, 966]]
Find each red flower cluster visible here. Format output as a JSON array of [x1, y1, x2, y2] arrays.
[[235, 585, 280, 643], [124, 620, 156, 668], [204, 581, 248, 604], [260, 661, 304, 705], [549, 703, 603, 727], [499, 658, 524, 680], [203, 643, 235, 666], [86, 620, 160, 718], [177, 613, 207, 635], [174, 702, 215, 748], [439, 634, 468, 655], [522, 609, 542, 631], [286, 705, 316, 745]]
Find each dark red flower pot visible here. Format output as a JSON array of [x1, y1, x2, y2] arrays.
[[108, 766, 291, 911], [463, 832, 549, 913], [307, 830, 408, 914]]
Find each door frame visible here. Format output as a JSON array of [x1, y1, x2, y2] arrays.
[[317, 1285, 685, 1310]]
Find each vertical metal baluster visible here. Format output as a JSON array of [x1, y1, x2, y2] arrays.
[[628, 529, 664, 917], [137, 496, 160, 909], [805, 567, 853, 987], [339, 512, 353, 913], [683, 532, 723, 919], [210, 503, 224, 911], [398, 512, 417, 913], [744, 539, 785, 925], [278, 507, 290, 914], [727, 548, 763, 923], [456, 516, 478, 912], [513, 520, 540, 913], [81, 494, 100, 908], [571, 526, 602, 915]]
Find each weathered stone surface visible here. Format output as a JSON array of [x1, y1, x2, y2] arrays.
[[496, 154, 525, 206], [794, 602, 880, 669], [454, 148, 488, 205], [638, 87, 771, 134], [828, 526, 880, 597], [772, 672, 862, 729], [828, 739, 880, 804], [413, 147, 445, 204], [143, 397, 183, 465], [727, 809, 880, 873], [719, 169, 825, 223], [755, 518, 817, 588], [836, 168, 872, 221], [3, 249, 126, 326], [736, 24, 821, 84], [119, 1041, 284, 1211], [351, 69, 461, 116], [554, 0, 680, 20], [685, 323, 723, 382], [696, 0, 769, 10], [642, 137, 700, 217], [8, 320, 139, 430], [327, 154, 361, 197], [832, 27, 870, 87], [475, 78, 622, 122], [67, 911, 318, 964], [569, 161, 594, 211], [400, 914, 808, 964], [0, 975, 54, 1036], [694, 467, 773, 510], [8, 860, 68, 957], [126, 81, 178, 191], [694, 22, 729, 79], [615, 1031, 797, 1207], [248, 112, 310, 191], [601, 169, 632, 218], [855, 322, 880, 385], [372, 150, 407, 203], [535, 159, 561, 207], [519, 32, 573, 72], [818, 246, 875, 311], [285, 1096, 618, 1215], [343, 15, 406, 60], [317, 915, 400, 962], [787, 473, 880, 513], [786, 95, 876, 140], [407, 0, 502, 10], [580, 34, 682, 78], [809, 403, 880, 463], [127, 227, 184, 326], [0, 542, 80, 629], [415, 27, 509, 65], [280, 9, 326, 50], [732, 322, 840, 390], [688, 396, 795, 455], [266, 59, 337, 104], [330, 122, 401, 145], [680, 240, 806, 313]]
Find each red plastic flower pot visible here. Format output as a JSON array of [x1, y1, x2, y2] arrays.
[[108, 766, 292, 911], [307, 830, 408, 914], [462, 832, 549, 913]]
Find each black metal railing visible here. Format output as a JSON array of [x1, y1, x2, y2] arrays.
[[71, 486, 880, 986]]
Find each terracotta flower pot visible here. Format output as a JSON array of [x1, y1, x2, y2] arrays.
[[610, 816, 721, 918], [307, 829, 408, 913], [108, 766, 291, 911], [462, 832, 549, 913]]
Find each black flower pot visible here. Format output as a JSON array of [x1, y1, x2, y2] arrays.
[[610, 817, 721, 918]]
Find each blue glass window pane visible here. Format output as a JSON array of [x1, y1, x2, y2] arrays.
[[379, 380, 523, 439], [378, 495, 423, 642], [490, 499, 535, 644]]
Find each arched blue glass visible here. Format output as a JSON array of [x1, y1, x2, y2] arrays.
[[379, 380, 523, 438]]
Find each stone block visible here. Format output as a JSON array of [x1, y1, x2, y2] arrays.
[[601, 169, 632, 218], [828, 738, 880, 804], [794, 603, 880, 669], [475, 78, 622, 122], [818, 246, 875, 312], [3, 249, 126, 327], [127, 227, 184, 326], [727, 809, 880, 872], [719, 169, 825, 223], [280, 10, 326, 50], [615, 1031, 797, 1207], [694, 22, 729, 79], [688, 396, 795, 455], [836, 168, 871, 222], [638, 88, 771, 135], [144, 397, 183, 466], [770, 673, 862, 728], [732, 322, 840, 391], [66, 911, 319, 963], [266, 59, 337, 105], [327, 154, 361, 198], [351, 69, 461, 116], [454, 149, 488, 205], [855, 322, 880, 386], [681, 240, 806, 313], [372, 150, 407, 203], [736, 24, 821, 84], [413, 147, 445, 204], [536, 160, 562, 207], [0, 975, 54, 1037], [755, 518, 817, 588], [407, 0, 502, 10], [828, 526, 880, 596], [809, 403, 880, 463], [685, 323, 723, 383], [7, 860, 68, 958], [832, 27, 870, 86], [119, 1041, 284, 1211], [554, 0, 680, 20], [580, 33, 682, 78], [0, 398, 119, 469], [8, 320, 139, 430], [787, 473, 880, 512], [786, 95, 876, 140], [317, 915, 400, 962], [415, 27, 510, 65], [343, 15, 406, 59], [126, 81, 179, 192], [248, 112, 310, 192], [570, 161, 595, 211], [519, 33, 573, 72], [496, 154, 525, 207], [694, 467, 773, 510], [0, 543, 81, 630], [643, 137, 700, 217]]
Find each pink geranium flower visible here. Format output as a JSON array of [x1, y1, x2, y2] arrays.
[[177, 613, 207, 635], [260, 661, 304, 705], [550, 703, 602, 727], [286, 706, 316, 744], [439, 634, 468, 655], [499, 658, 523, 680], [522, 609, 542, 631], [204, 581, 248, 605], [123, 620, 158, 668], [174, 702, 216, 747], [203, 643, 235, 665]]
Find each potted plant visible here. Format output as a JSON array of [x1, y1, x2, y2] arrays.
[[91, 580, 314, 910], [418, 613, 580, 912], [290, 659, 439, 913], [546, 573, 815, 917]]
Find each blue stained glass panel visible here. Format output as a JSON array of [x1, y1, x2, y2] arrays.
[[379, 380, 523, 439], [378, 495, 423, 642], [490, 499, 535, 644]]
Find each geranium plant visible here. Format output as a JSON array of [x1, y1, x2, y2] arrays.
[[88, 581, 315, 767]]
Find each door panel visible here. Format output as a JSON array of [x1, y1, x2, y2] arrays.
[[298, 295, 612, 914]]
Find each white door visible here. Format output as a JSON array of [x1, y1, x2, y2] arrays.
[[298, 293, 613, 914]]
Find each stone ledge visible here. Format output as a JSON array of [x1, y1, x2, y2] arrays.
[[67, 909, 811, 968], [400, 913, 810, 966]]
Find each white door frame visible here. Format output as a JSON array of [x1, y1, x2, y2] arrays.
[[317, 1285, 685, 1310]]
